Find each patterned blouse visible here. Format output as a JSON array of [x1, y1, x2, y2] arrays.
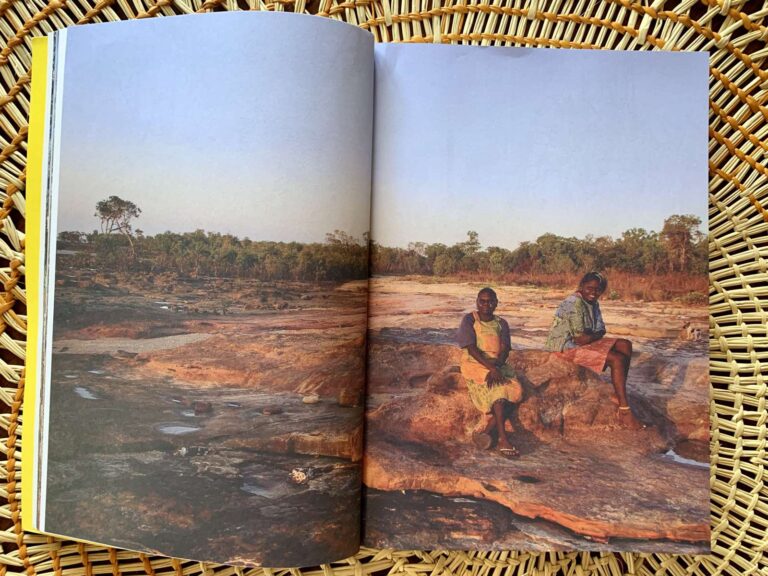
[[545, 293, 606, 352]]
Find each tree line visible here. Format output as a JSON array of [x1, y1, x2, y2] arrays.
[[372, 215, 706, 278], [57, 196, 706, 288], [57, 228, 370, 282]]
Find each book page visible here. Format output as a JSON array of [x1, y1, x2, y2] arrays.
[[33, 13, 373, 567], [364, 45, 709, 553]]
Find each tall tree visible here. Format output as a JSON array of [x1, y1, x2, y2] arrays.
[[661, 214, 703, 273], [94, 196, 142, 258], [461, 230, 481, 256]]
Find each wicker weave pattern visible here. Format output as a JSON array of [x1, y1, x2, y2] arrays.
[[0, 1, 765, 574]]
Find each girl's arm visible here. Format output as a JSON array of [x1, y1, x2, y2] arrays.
[[569, 298, 602, 345], [465, 344, 500, 371], [593, 303, 607, 337], [464, 344, 503, 384], [573, 331, 603, 345], [458, 314, 501, 382], [496, 318, 511, 366]]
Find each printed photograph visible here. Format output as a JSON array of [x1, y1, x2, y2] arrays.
[[363, 46, 710, 553], [43, 15, 373, 566]]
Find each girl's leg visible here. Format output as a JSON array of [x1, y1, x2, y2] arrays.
[[605, 349, 630, 406], [613, 339, 632, 381], [493, 400, 519, 456], [605, 340, 641, 428], [605, 339, 633, 404], [481, 414, 496, 434]]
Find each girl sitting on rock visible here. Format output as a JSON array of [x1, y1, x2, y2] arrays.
[[545, 272, 642, 429], [457, 287, 523, 458]]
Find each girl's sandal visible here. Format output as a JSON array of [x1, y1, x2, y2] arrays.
[[498, 446, 519, 459]]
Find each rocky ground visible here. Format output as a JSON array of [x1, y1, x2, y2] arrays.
[[45, 270, 367, 566], [362, 277, 710, 553], [44, 271, 709, 560]]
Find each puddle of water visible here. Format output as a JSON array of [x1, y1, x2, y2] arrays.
[[241, 478, 296, 500], [87, 370, 106, 375], [74, 387, 99, 400], [64, 375, 78, 379], [663, 449, 709, 469], [516, 475, 542, 484], [158, 424, 200, 435], [180, 410, 196, 418]]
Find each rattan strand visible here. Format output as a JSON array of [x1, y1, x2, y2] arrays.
[[0, 0, 765, 574]]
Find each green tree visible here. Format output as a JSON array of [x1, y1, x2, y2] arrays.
[[94, 196, 141, 258], [433, 253, 456, 276], [57, 231, 86, 246], [662, 214, 703, 273], [461, 230, 481, 256], [615, 228, 648, 272], [486, 246, 512, 276]]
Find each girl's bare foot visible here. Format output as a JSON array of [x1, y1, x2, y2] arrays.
[[617, 406, 644, 429]]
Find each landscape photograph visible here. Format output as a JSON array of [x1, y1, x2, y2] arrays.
[[41, 15, 373, 566], [362, 46, 710, 553]]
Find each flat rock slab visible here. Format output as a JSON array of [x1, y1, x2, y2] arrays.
[[46, 451, 360, 566], [363, 437, 709, 550], [54, 333, 213, 354], [51, 354, 362, 461], [46, 354, 363, 565], [362, 488, 709, 554]]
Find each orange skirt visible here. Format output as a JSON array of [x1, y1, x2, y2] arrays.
[[555, 338, 617, 374]]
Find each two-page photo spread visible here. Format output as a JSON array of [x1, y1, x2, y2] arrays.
[[25, 12, 711, 567]]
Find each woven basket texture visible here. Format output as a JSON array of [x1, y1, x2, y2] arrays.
[[0, 0, 766, 574]]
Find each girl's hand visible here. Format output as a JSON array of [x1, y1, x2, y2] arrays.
[[485, 367, 502, 385], [574, 331, 602, 346]]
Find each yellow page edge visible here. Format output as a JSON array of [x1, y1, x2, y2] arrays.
[[22, 35, 49, 530]]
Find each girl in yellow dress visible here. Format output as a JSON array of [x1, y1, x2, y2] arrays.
[[457, 288, 523, 458]]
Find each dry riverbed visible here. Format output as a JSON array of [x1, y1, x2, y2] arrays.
[[44, 272, 709, 560], [46, 273, 367, 566]]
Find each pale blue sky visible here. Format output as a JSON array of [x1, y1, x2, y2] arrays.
[[372, 45, 709, 249], [57, 13, 374, 243], [55, 18, 707, 249]]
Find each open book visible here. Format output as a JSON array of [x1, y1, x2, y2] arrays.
[[23, 12, 711, 567]]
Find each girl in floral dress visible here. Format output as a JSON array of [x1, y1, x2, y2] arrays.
[[545, 272, 641, 429]]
